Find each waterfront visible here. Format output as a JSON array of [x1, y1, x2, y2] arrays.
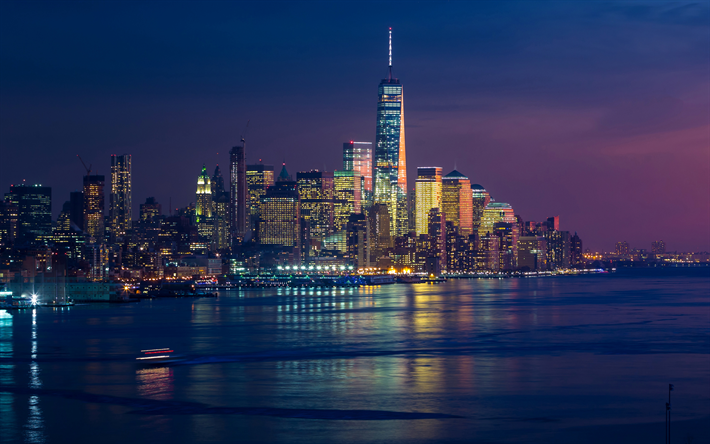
[[1, 268, 708, 443]]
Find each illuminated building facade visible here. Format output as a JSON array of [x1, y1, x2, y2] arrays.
[[343, 141, 372, 208], [0, 200, 18, 247], [140, 197, 161, 222], [615, 241, 630, 255], [53, 201, 84, 260], [346, 213, 368, 269], [195, 164, 212, 221], [518, 236, 547, 271], [651, 240, 666, 255], [570, 232, 583, 265], [230, 141, 247, 243], [493, 222, 518, 270], [374, 29, 407, 237], [82, 175, 105, 241], [333, 170, 362, 232], [212, 192, 231, 251], [427, 208, 446, 275], [259, 173, 300, 248], [545, 230, 570, 269], [4, 184, 51, 246], [478, 234, 500, 271], [441, 170, 473, 236], [247, 164, 275, 239], [415, 167, 442, 236], [368, 203, 391, 264], [297, 171, 334, 243], [479, 202, 515, 239], [109, 154, 131, 239], [471, 184, 490, 233]]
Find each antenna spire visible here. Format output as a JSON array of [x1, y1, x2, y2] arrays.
[[388, 28, 393, 80]]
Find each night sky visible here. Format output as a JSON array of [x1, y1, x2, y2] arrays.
[[1, 1, 708, 252]]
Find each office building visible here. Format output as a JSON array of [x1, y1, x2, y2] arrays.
[[247, 164, 275, 239], [427, 208, 446, 275], [346, 213, 368, 269], [4, 184, 52, 246], [368, 203, 391, 264], [230, 141, 247, 243], [479, 202, 515, 239], [82, 175, 105, 241], [414, 167, 442, 236], [195, 164, 212, 220], [518, 236, 547, 271], [570, 232, 583, 265], [374, 29, 408, 237], [109, 154, 132, 239], [651, 240, 666, 255], [297, 170, 334, 244], [212, 191, 231, 251], [442, 170, 473, 236], [212, 165, 226, 195], [343, 141, 372, 208], [0, 199, 18, 247], [140, 197, 161, 222], [471, 184, 490, 234], [545, 230, 571, 269], [616, 241, 630, 256], [259, 166, 300, 248], [333, 170, 362, 232]]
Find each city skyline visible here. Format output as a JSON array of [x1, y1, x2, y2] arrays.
[[1, 2, 708, 251]]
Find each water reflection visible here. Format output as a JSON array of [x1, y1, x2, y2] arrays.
[[136, 367, 174, 400], [26, 308, 45, 443], [0, 310, 16, 442]]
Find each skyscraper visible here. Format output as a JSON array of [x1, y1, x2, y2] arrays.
[[247, 164, 275, 239], [109, 154, 132, 239], [259, 165, 300, 249], [83, 175, 105, 241], [479, 202, 516, 239], [211, 165, 230, 251], [140, 197, 161, 222], [195, 164, 212, 221], [343, 141, 373, 208], [333, 170, 362, 232], [414, 167, 442, 236], [4, 183, 51, 245], [471, 184, 490, 233], [570, 232, 583, 265], [651, 240, 666, 255], [230, 141, 247, 244], [374, 28, 407, 237], [297, 171, 334, 247], [442, 170, 473, 236]]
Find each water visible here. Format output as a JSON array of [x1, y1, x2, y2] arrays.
[[1, 268, 708, 443]]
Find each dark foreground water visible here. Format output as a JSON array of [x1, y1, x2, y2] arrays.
[[1, 268, 709, 444]]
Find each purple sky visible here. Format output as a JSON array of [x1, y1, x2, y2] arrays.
[[1, 1, 708, 251]]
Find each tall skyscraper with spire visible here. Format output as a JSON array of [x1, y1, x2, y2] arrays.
[[374, 28, 407, 237]]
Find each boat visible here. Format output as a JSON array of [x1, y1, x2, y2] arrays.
[[0, 286, 35, 310], [38, 299, 75, 307], [136, 348, 185, 366]]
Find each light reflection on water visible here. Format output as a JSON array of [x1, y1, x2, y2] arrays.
[[0, 269, 708, 443]]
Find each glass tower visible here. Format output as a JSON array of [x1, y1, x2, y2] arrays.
[[374, 28, 407, 237], [343, 141, 372, 208], [109, 154, 132, 239], [441, 170, 473, 237], [414, 167, 442, 236]]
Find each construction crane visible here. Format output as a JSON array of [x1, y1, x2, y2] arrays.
[[77, 155, 92, 176]]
